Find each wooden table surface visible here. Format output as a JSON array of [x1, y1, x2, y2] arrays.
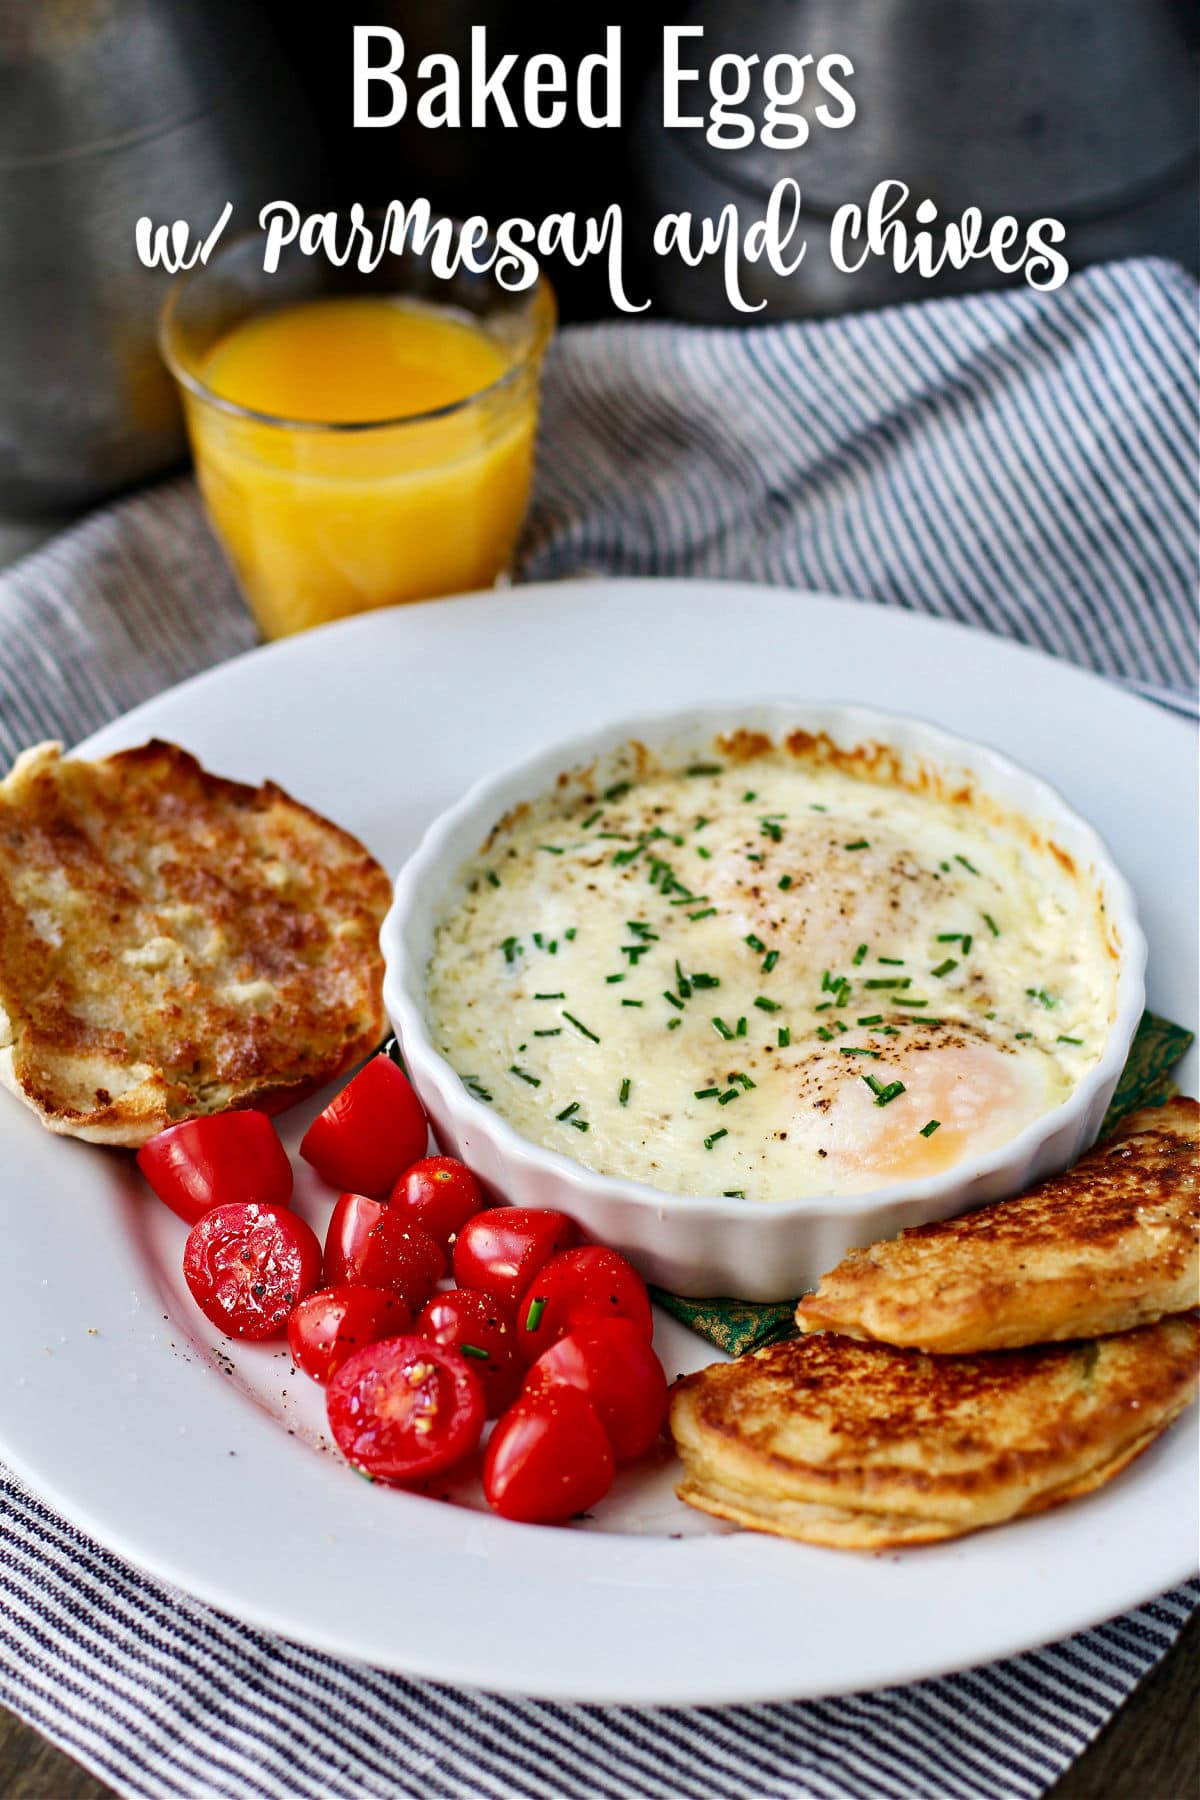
[[1, 1607, 1196, 1799]]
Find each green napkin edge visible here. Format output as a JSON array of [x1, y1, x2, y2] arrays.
[[650, 1009, 1193, 1358]]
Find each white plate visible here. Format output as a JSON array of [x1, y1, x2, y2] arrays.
[[1, 580, 1196, 1706]]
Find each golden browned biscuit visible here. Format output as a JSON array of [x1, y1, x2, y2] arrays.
[[669, 1316, 1199, 1548], [0, 740, 393, 1144], [795, 1098, 1199, 1353]]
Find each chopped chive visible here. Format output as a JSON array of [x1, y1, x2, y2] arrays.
[[694, 817, 710, 832], [931, 959, 958, 978], [814, 1002, 832, 1013], [744, 933, 766, 953], [759, 818, 783, 843], [723, 1190, 746, 1198], [754, 996, 781, 1013], [844, 839, 870, 851], [853, 944, 868, 965], [464, 1080, 493, 1102], [762, 950, 780, 973], [897, 998, 929, 1007], [534, 1028, 562, 1037], [534, 991, 565, 1000], [745, 853, 763, 863], [920, 1119, 941, 1137], [691, 972, 721, 989], [662, 991, 684, 1010], [736, 1017, 747, 1036], [1015, 1030, 1033, 1040], [878, 956, 905, 966], [936, 933, 964, 943], [563, 1011, 600, 1043], [880, 1025, 901, 1036], [548, 940, 558, 954], [621, 945, 651, 964], [666, 1018, 682, 1030], [606, 973, 625, 984], [487, 870, 501, 887], [532, 932, 543, 948], [810, 803, 828, 812], [857, 1015, 884, 1027], [712, 1017, 735, 1040], [777, 1026, 791, 1047], [717, 1089, 740, 1105], [694, 1086, 721, 1099], [955, 854, 980, 875], [865, 977, 911, 990], [742, 790, 757, 802], [906, 1015, 943, 1025], [619, 1077, 632, 1104], [734, 1072, 756, 1090], [862, 1074, 885, 1097], [525, 1298, 546, 1330], [874, 1080, 906, 1107], [686, 763, 723, 776], [816, 1025, 833, 1041], [961, 935, 972, 955], [627, 920, 657, 938], [502, 937, 522, 964], [604, 780, 632, 802], [778, 874, 793, 890], [571, 1118, 590, 1129], [460, 1343, 490, 1360], [621, 999, 644, 1008], [581, 809, 603, 829], [1026, 987, 1057, 1008], [1057, 1034, 1083, 1045], [538, 845, 564, 855], [509, 1065, 541, 1087], [983, 913, 1000, 936], [676, 959, 692, 999], [555, 1101, 580, 1120], [840, 1046, 880, 1058], [696, 846, 713, 860], [940, 860, 950, 872], [834, 1019, 848, 1034], [703, 1129, 728, 1149], [689, 906, 717, 921]]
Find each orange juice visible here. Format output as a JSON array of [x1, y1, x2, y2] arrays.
[[180, 296, 543, 638]]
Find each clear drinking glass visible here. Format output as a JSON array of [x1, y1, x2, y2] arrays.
[[160, 217, 556, 639]]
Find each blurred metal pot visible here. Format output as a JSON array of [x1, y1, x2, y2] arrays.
[[0, 0, 323, 513]]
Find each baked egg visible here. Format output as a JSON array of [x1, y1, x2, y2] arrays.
[[425, 730, 1121, 1202]]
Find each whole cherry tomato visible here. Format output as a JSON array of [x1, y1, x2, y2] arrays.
[[524, 1318, 668, 1462], [287, 1286, 412, 1385], [390, 1156, 484, 1251], [452, 1208, 578, 1313], [326, 1336, 485, 1483], [515, 1246, 652, 1363], [323, 1194, 444, 1307], [483, 1386, 614, 1523], [183, 1202, 321, 1340], [300, 1056, 429, 1196], [137, 1111, 292, 1226], [415, 1288, 523, 1416]]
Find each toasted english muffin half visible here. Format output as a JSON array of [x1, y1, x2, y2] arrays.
[[669, 1317, 1199, 1548], [0, 740, 393, 1145], [795, 1098, 1199, 1354]]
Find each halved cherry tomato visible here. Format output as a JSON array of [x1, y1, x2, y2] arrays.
[[452, 1207, 578, 1313], [483, 1386, 614, 1523], [326, 1335, 485, 1483], [300, 1056, 428, 1196], [390, 1156, 485, 1251], [515, 1245, 652, 1363], [137, 1111, 292, 1226], [524, 1318, 668, 1462], [183, 1202, 321, 1340], [323, 1194, 444, 1307], [287, 1286, 411, 1385], [415, 1288, 523, 1416]]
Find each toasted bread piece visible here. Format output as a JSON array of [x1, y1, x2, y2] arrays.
[[669, 1316, 1199, 1547], [795, 1098, 1199, 1353], [0, 740, 393, 1144]]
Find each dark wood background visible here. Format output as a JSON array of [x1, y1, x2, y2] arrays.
[[1, 1607, 1196, 1798]]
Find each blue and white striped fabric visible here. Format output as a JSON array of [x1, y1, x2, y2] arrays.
[[0, 255, 1197, 1799]]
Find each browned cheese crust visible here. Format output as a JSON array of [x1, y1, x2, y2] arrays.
[[795, 1098, 1199, 1353], [0, 740, 393, 1144], [669, 1316, 1199, 1548]]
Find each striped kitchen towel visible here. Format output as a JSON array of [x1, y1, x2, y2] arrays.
[[0, 255, 1197, 1800]]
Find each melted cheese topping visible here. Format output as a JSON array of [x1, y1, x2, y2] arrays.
[[426, 746, 1119, 1201]]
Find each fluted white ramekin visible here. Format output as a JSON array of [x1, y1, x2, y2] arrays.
[[381, 701, 1146, 1302]]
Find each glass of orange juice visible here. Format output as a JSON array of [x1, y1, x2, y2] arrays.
[[160, 216, 555, 638]]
